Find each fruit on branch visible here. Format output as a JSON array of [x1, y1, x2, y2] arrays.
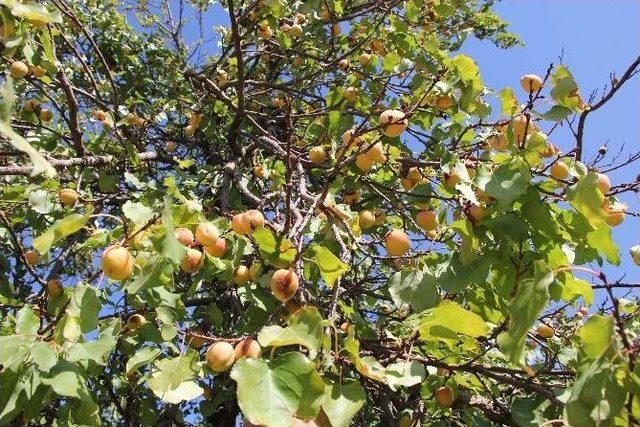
[[338, 59, 350, 71], [289, 23, 303, 37], [205, 237, 227, 258], [175, 227, 194, 246], [24, 250, 40, 265], [253, 164, 266, 178], [344, 86, 358, 102], [234, 338, 262, 359], [467, 205, 486, 225], [540, 142, 558, 158], [343, 190, 361, 204], [249, 263, 262, 281], [58, 188, 78, 207], [181, 248, 204, 273], [434, 386, 455, 407], [94, 109, 107, 121], [188, 329, 206, 348], [126, 314, 146, 331], [257, 23, 273, 39], [630, 245, 640, 266], [270, 269, 299, 302], [536, 323, 555, 338], [232, 213, 252, 235], [309, 146, 328, 164], [244, 209, 265, 231], [444, 171, 460, 188], [512, 114, 536, 142], [101, 245, 134, 280], [416, 210, 438, 231], [398, 413, 412, 427], [165, 141, 177, 152], [332, 23, 340, 37], [407, 167, 422, 181], [401, 178, 416, 191], [606, 207, 626, 227], [370, 39, 385, 55], [356, 154, 375, 171], [596, 172, 611, 195], [373, 209, 386, 226], [339, 322, 350, 332], [385, 229, 411, 256], [184, 124, 195, 136], [520, 74, 543, 93], [293, 12, 307, 24], [359, 210, 376, 230], [359, 52, 372, 65], [39, 108, 53, 122], [195, 223, 219, 247], [271, 97, 285, 108], [206, 341, 235, 372], [365, 142, 386, 163], [25, 99, 40, 112], [476, 188, 494, 204], [233, 265, 251, 285], [342, 128, 363, 147], [487, 133, 507, 151], [47, 279, 63, 298], [379, 109, 408, 137], [550, 161, 569, 180], [435, 95, 454, 111], [9, 61, 29, 79]]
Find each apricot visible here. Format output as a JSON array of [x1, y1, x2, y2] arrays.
[[24, 250, 40, 265], [244, 210, 265, 231], [165, 141, 177, 152], [58, 188, 78, 207], [9, 61, 29, 79], [520, 74, 543, 93], [234, 338, 261, 360], [195, 223, 219, 247], [206, 341, 235, 372], [356, 154, 375, 171], [344, 86, 358, 102], [435, 95, 454, 111], [385, 229, 411, 256], [359, 210, 376, 230], [379, 109, 408, 137], [126, 314, 146, 331], [205, 237, 227, 257], [270, 269, 299, 302], [101, 245, 134, 280], [175, 227, 194, 246], [597, 173, 611, 195], [93, 109, 107, 121], [416, 210, 438, 231], [550, 162, 569, 180], [536, 324, 555, 338], [467, 205, 486, 225], [47, 279, 63, 298], [180, 248, 204, 273], [39, 108, 53, 122], [233, 265, 251, 285], [309, 146, 328, 164], [434, 386, 455, 407]]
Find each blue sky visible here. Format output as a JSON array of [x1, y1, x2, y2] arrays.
[[462, 0, 640, 294]]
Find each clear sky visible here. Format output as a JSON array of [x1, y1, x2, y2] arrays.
[[463, 0, 640, 295]]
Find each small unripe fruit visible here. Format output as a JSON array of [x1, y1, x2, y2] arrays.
[[379, 109, 408, 137], [343, 190, 361, 204], [407, 167, 422, 181], [342, 128, 363, 147], [9, 61, 29, 79], [338, 59, 350, 71], [205, 238, 227, 258], [596, 173, 611, 195], [550, 162, 569, 180], [359, 52, 372, 65], [385, 229, 411, 257], [181, 249, 204, 273], [101, 245, 134, 281], [58, 188, 78, 207], [536, 324, 555, 338], [434, 386, 454, 407], [244, 210, 265, 231], [339, 322, 350, 332], [467, 205, 486, 225], [206, 341, 235, 372], [30, 66, 46, 78], [606, 209, 625, 227], [271, 97, 285, 108], [630, 245, 640, 266], [344, 86, 358, 102], [435, 95, 454, 111], [233, 265, 251, 285], [309, 146, 328, 164], [249, 263, 262, 281], [93, 109, 107, 121], [398, 414, 412, 427], [175, 227, 194, 246], [234, 338, 261, 360], [188, 329, 206, 348], [520, 74, 543, 93], [258, 23, 273, 39], [165, 141, 177, 152], [401, 178, 415, 191], [184, 124, 195, 136], [126, 314, 146, 331], [39, 108, 53, 122], [24, 250, 40, 265], [47, 279, 63, 298], [356, 154, 375, 171], [416, 210, 438, 231], [359, 210, 376, 230], [270, 269, 299, 302], [195, 223, 219, 247], [232, 213, 251, 235], [289, 23, 302, 37], [444, 172, 460, 188]]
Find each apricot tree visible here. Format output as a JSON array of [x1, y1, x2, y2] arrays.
[[1, 0, 639, 426]]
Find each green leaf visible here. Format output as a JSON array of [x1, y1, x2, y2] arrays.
[[0, 79, 56, 178], [15, 305, 39, 335], [30, 341, 57, 371], [309, 244, 348, 289], [66, 331, 117, 364], [148, 350, 200, 395], [321, 379, 365, 427], [126, 347, 162, 375], [3, 1, 63, 24], [384, 360, 426, 391], [550, 65, 584, 112], [499, 87, 519, 115], [65, 284, 101, 334], [578, 315, 615, 359], [485, 157, 530, 204], [231, 352, 325, 427], [252, 227, 297, 268], [550, 272, 594, 305], [155, 198, 187, 264], [124, 255, 173, 294], [535, 105, 573, 121], [566, 172, 607, 229], [42, 361, 90, 399], [258, 306, 323, 358], [122, 201, 154, 226], [418, 300, 490, 342], [586, 225, 620, 265], [32, 213, 90, 254], [388, 268, 439, 312], [497, 261, 553, 364], [156, 380, 203, 404]]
